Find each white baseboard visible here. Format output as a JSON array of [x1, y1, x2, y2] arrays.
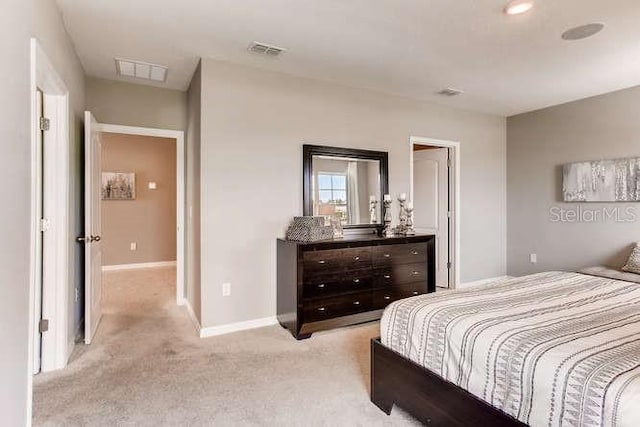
[[199, 316, 278, 338], [183, 299, 201, 335], [458, 275, 512, 289], [102, 261, 176, 271]]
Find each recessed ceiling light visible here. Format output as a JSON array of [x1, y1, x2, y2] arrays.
[[115, 58, 168, 82], [503, 0, 534, 15], [561, 23, 605, 41]]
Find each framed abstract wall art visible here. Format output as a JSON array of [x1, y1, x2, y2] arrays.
[[563, 157, 640, 202]]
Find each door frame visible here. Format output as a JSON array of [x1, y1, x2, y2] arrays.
[[28, 35, 72, 389], [409, 136, 460, 289], [97, 123, 186, 306]]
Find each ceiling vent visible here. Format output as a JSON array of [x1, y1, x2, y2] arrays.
[[437, 88, 465, 97], [248, 41, 286, 57], [115, 58, 168, 82]]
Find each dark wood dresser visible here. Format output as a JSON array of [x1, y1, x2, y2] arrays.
[[277, 234, 435, 339]]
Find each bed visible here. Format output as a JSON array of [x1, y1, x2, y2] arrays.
[[371, 271, 640, 426]]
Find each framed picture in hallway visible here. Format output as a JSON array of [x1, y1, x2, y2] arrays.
[[102, 172, 136, 200]]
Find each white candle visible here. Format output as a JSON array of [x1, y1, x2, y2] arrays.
[[383, 194, 391, 201], [399, 193, 407, 202]]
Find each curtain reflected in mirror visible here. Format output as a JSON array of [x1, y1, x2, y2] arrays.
[[312, 155, 381, 225]]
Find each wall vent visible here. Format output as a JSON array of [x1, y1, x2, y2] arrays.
[[248, 41, 286, 57], [437, 88, 464, 97]]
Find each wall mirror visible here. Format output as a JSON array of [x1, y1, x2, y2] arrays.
[[303, 145, 389, 229]]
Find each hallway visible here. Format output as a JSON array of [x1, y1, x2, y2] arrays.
[[32, 267, 418, 426]]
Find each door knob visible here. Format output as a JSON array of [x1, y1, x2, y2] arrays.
[[77, 235, 101, 243]]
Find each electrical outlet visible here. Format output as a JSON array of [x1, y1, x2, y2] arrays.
[[75, 288, 79, 302], [530, 253, 537, 263], [130, 242, 137, 251], [222, 282, 231, 297]]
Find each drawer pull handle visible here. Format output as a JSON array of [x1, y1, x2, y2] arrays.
[[353, 278, 360, 283], [317, 284, 326, 289], [384, 274, 391, 279], [317, 307, 326, 312], [413, 291, 419, 295], [353, 301, 360, 305], [411, 250, 419, 255], [354, 256, 360, 261], [384, 253, 391, 258], [384, 295, 391, 300], [318, 260, 326, 265], [412, 271, 420, 276]]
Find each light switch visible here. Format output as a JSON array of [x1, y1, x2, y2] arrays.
[[130, 242, 137, 251], [148, 182, 157, 190]]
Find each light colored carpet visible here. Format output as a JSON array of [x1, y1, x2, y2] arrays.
[[33, 267, 419, 426]]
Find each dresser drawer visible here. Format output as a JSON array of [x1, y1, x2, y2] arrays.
[[302, 249, 343, 272], [373, 283, 428, 309], [303, 292, 372, 323], [302, 271, 373, 299], [374, 243, 428, 266], [340, 247, 372, 270], [375, 262, 427, 286]]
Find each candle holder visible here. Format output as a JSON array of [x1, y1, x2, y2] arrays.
[[404, 204, 415, 235], [382, 198, 394, 238], [394, 194, 408, 235], [369, 199, 379, 224]]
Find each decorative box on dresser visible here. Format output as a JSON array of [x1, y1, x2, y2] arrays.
[[277, 234, 435, 340]]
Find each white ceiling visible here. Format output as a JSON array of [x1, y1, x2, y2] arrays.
[[56, 0, 640, 116]]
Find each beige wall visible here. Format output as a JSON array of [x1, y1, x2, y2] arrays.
[[507, 86, 640, 276], [186, 62, 202, 321], [199, 59, 506, 328], [86, 77, 187, 130], [33, 0, 87, 344], [101, 133, 177, 266], [1, 1, 32, 424]]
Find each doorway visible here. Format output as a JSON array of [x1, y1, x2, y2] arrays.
[[29, 39, 72, 377], [409, 136, 460, 289], [100, 133, 178, 270], [82, 117, 186, 344]]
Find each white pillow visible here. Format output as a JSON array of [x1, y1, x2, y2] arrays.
[[622, 243, 640, 274]]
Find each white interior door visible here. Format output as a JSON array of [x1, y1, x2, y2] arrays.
[[413, 148, 449, 287], [84, 111, 103, 344], [32, 89, 44, 374]]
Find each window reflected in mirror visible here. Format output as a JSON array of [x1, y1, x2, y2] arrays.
[[311, 155, 381, 225]]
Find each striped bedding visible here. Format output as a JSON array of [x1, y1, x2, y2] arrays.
[[380, 272, 640, 427]]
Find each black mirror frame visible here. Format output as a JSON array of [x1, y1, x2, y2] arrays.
[[303, 144, 389, 231]]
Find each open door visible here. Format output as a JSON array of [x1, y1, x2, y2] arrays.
[[32, 89, 44, 373], [83, 111, 103, 344], [413, 147, 450, 288]]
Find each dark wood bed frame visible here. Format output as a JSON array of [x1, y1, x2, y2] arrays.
[[370, 338, 527, 426]]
